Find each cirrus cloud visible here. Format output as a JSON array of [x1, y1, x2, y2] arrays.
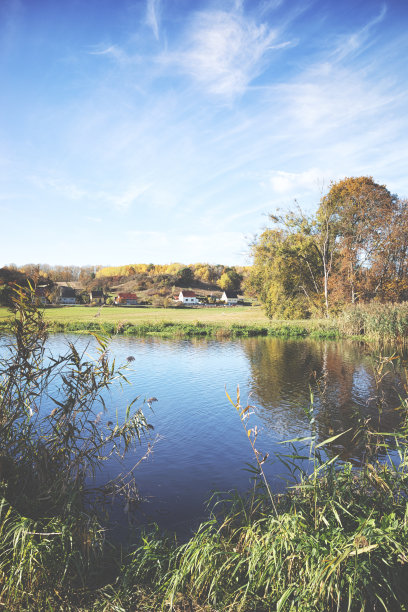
[[161, 8, 291, 98]]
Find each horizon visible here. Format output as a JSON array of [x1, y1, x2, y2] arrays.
[[1, 0, 407, 267], [3, 261, 250, 270]]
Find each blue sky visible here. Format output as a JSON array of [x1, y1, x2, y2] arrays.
[[1, 0, 407, 267]]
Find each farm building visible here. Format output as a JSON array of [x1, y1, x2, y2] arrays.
[[114, 293, 138, 305], [178, 291, 198, 304], [90, 290, 105, 304], [58, 286, 76, 304], [220, 291, 239, 305]]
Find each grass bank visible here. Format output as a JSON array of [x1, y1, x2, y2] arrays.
[[2, 303, 408, 342], [112, 461, 408, 611], [0, 305, 339, 339]]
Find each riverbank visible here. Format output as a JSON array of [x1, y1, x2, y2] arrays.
[[1, 303, 407, 341], [0, 305, 339, 339]]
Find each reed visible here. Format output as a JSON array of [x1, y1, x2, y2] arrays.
[[338, 302, 408, 343], [0, 286, 151, 609]]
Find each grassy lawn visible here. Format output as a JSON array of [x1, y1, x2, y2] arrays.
[[0, 304, 271, 325], [0, 305, 338, 339]]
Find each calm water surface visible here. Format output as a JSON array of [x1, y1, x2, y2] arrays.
[[2, 334, 406, 535]]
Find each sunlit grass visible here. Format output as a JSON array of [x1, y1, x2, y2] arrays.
[[0, 305, 336, 339], [0, 304, 269, 324]]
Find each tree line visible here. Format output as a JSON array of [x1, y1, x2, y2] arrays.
[[247, 176, 408, 318], [94, 262, 245, 292]]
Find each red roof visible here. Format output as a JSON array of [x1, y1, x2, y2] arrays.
[[180, 291, 196, 297], [117, 293, 138, 299]]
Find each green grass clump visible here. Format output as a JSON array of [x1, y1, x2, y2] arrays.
[[0, 498, 106, 609], [117, 466, 408, 611]]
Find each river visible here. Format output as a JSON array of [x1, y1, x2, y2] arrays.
[[2, 333, 406, 536]]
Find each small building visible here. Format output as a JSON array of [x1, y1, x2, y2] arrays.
[[90, 290, 105, 305], [221, 291, 239, 305], [114, 293, 138, 305], [178, 291, 199, 305], [58, 286, 76, 304]]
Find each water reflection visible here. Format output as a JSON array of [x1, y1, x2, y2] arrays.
[[243, 338, 406, 462]]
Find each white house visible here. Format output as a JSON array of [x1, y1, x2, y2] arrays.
[[221, 291, 239, 305], [178, 291, 199, 304]]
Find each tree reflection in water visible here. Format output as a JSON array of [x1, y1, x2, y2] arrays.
[[242, 338, 407, 463]]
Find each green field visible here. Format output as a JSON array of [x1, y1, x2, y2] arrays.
[[0, 304, 339, 339], [0, 304, 270, 325]]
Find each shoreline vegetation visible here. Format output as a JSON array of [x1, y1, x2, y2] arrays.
[[1, 292, 408, 610], [1, 302, 408, 342]]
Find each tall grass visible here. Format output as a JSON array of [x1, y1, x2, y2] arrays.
[[0, 317, 340, 340], [338, 302, 408, 343]]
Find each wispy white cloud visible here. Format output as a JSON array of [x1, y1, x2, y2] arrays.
[[258, 0, 285, 14], [88, 44, 137, 65], [29, 175, 87, 200], [162, 8, 290, 98], [30, 174, 152, 211], [146, 0, 161, 40], [277, 61, 394, 132], [103, 184, 153, 210], [332, 4, 387, 61]]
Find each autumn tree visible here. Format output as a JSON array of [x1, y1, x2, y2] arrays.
[[218, 268, 242, 292], [363, 197, 408, 301], [194, 264, 217, 284], [318, 177, 397, 304], [248, 222, 323, 319], [176, 266, 194, 287]]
